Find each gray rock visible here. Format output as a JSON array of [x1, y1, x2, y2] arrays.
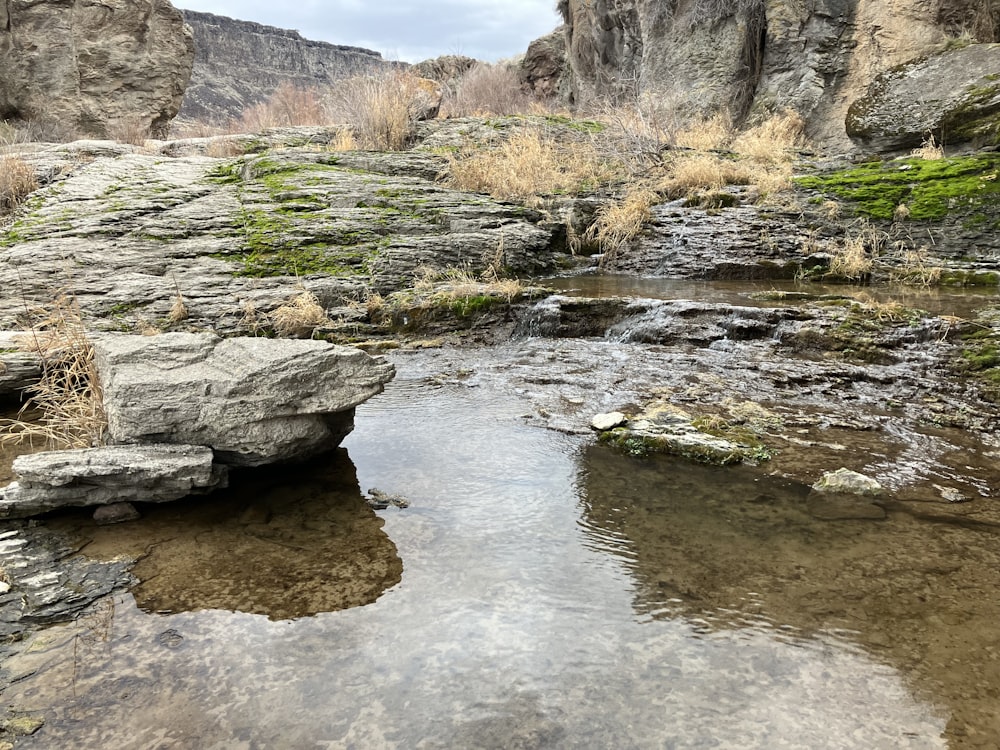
[[846, 44, 1000, 151], [0, 140, 559, 335], [812, 467, 884, 496], [520, 27, 569, 100], [0, 444, 225, 518], [93, 333, 395, 466], [0, 0, 194, 139]]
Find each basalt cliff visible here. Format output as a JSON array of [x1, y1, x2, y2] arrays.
[[177, 10, 392, 123], [550, 0, 1000, 149]]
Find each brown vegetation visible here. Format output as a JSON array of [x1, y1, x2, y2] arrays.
[[1, 295, 106, 449], [0, 154, 37, 216]]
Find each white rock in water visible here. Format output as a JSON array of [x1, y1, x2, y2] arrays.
[[812, 468, 883, 497], [591, 412, 627, 431]]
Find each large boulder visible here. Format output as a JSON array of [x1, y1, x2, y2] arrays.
[[520, 27, 569, 99], [93, 333, 395, 466], [0, 0, 195, 139], [846, 43, 1000, 151]]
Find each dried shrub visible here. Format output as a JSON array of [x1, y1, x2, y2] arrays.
[[1, 295, 106, 449], [447, 128, 610, 201], [269, 290, 329, 338], [586, 189, 659, 264], [107, 117, 150, 146], [911, 134, 945, 160], [731, 110, 806, 163], [325, 72, 427, 151], [674, 112, 733, 151], [447, 63, 533, 116], [0, 155, 37, 215], [240, 83, 327, 131], [660, 153, 755, 197]]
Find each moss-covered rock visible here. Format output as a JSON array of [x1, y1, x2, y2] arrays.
[[846, 44, 1000, 152]]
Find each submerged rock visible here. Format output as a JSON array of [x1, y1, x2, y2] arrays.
[[0, 444, 225, 519], [812, 468, 884, 496], [94, 333, 395, 466]]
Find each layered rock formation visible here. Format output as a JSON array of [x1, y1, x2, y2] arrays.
[[0, 0, 194, 138], [554, 0, 1000, 148], [178, 10, 390, 123]]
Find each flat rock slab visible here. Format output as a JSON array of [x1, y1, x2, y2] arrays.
[[0, 444, 225, 518], [93, 332, 395, 466]]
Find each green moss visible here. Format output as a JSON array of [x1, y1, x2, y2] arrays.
[[939, 269, 1000, 286], [796, 153, 1000, 222]]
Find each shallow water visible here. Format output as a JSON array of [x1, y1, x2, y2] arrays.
[[540, 274, 999, 319], [8, 354, 998, 747]]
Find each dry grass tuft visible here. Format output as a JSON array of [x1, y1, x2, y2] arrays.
[[1, 295, 106, 449], [829, 223, 883, 280], [674, 112, 733, 151], [911, 134, 945, 160], [269, 290, 329, 338], [0, 154, 37, 215], [731, 110, 806, 163], [447, 128, 610, 201], [329, 128, 358, 152], [586, 189, 659, 264], [660, 153, 755, 197]]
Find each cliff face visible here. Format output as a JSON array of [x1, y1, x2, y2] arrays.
[[557, 0, 1000, 147], [0, 0, 194, 138], [178, 10, 391, 123]]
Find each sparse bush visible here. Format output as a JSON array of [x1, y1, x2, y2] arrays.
[[447, 127, 610, 201], [325, 72, 431, 151], [447, 63, 532, 117], [240, 82, 327, 131], [1, 295, 106, 449]]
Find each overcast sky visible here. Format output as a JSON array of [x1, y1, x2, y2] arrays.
[[178, 1, 562, 63]]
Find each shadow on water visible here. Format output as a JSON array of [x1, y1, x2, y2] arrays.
[[47, 449, 402, 620], [579, 444, 1000, 746]]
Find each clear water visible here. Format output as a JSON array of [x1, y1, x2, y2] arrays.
[[3, 357, 978, 748]]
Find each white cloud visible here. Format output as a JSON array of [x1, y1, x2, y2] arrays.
[[178, 1, 561, 62]]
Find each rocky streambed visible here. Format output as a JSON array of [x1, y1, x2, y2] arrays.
[[2, 122, 1000, 747]]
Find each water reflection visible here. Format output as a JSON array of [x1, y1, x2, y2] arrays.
[[579, 444, 1000, 745], [48, 450, 402, 620]]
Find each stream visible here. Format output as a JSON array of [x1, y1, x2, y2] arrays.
[[2, 280, 1000, 748]]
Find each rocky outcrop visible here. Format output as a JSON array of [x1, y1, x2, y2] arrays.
[[94, 333, 395, 466], [0, 444, 226, 518], [846, 43, 1000, 151], [519, 27, 569, 99], [178, 10, 390, 123], [0, 0, 194, 139], [554, 0, 999, 148], [0, 125, 561, 336]]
